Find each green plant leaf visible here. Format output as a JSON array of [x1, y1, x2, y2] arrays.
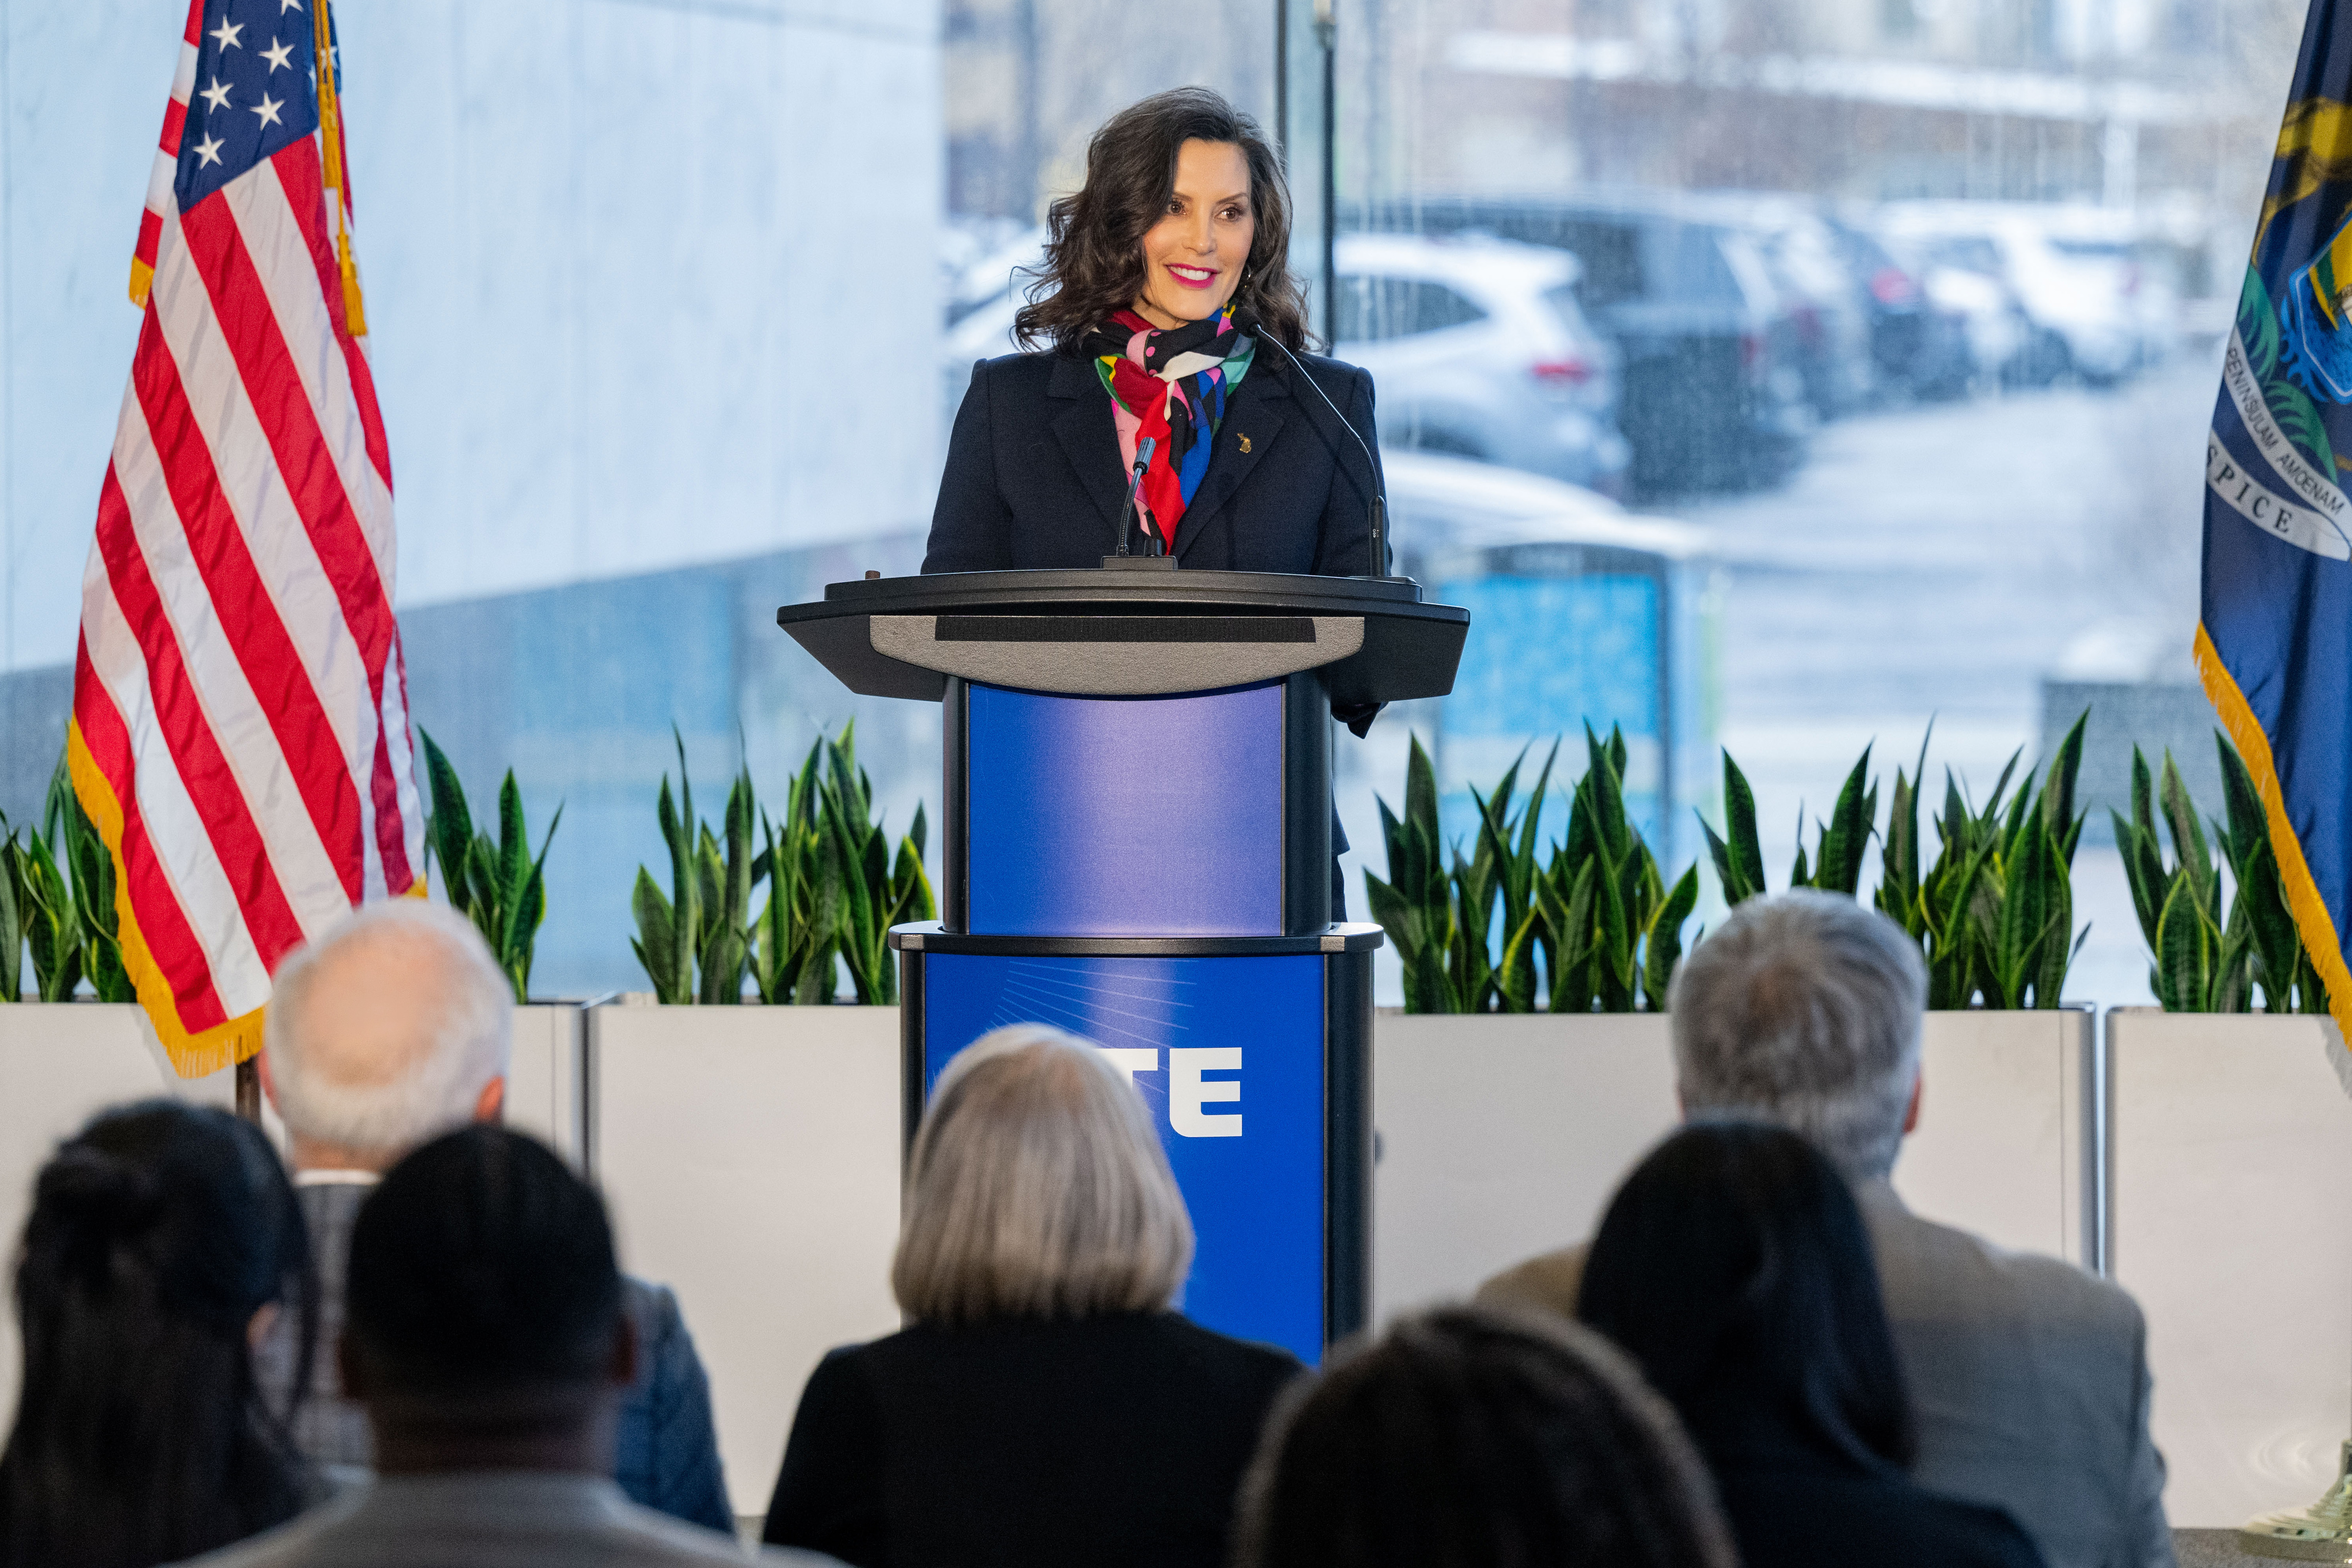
[[1716, 749, 1766, 904], [1812, 745, 1876, 895], [1496, 909, 1540, 1014], [1541, 857, 1598, 1016], [1642, 864, 1699, 1009], [630, 868, 682, 1003], [418, 730, 475, 915], [2038, 711, 2088, 850], [2158, 751, 2218, 924], [2155, 875, 2216, 1014]]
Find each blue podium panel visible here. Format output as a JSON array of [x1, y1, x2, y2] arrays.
[[921, 951, 1326, 1363], [965, 681, 1285, 936]]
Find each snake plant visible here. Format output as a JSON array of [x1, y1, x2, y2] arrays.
[[45, 760, 133, 1002], [2113, 735, 2328, 1014], [1704, 744, 1878, 905], [420, 730, 561, 1004], [636, 723, 933, 1005], [1367, 727, 1696, 1014], [0, 753, 136, 1003], [1872, 712, 2089, 1009], [815, 723, 934, 1006]]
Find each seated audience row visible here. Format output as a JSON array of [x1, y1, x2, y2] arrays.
[[0, 890, 2171, 1568]]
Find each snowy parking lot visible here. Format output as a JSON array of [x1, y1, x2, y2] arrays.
[[1690, 353, 2220, 1008]]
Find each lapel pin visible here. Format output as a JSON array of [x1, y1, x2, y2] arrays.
[[1239, 434, 1253, 453]]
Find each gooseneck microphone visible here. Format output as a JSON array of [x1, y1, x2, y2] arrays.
[[1232, 307, 1389, 578], [1116, 435, 1158, 557]]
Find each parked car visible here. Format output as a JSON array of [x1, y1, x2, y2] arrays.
[[1356, 193, 1812, 496], [941, 230, 1634, 496], [1877, 202, 2163, 386], [1820, 213, 1979, 402], [1335, 232, 1630, 496], [1703, 195, 1876, 419]]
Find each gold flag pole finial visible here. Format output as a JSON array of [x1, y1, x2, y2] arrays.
[[312, 0, 367, 337]]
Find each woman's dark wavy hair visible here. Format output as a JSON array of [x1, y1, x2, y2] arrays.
[[1014, 87, 1313, 356], [1233, 1305, 1739, 1568], [0, 1101, 316, 1568], [1577, 1122, 1917, 1473]]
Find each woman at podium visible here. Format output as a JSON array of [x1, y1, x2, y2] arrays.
[[924, 87, 1382, 577]]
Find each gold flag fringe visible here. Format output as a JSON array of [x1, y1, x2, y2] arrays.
[[2194, 623, 2352, 1041], [67, 720, 265, 1079]]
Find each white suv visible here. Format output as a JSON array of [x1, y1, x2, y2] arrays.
[[1335, 233, 1631, 497]]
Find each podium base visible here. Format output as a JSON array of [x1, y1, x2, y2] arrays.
[[2240, 1442, 2352, 1561], [894, 922, 1376, 1363]]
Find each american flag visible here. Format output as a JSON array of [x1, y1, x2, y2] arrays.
[[71, 0, 421, 1076]]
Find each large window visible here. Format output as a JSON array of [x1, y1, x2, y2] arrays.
[[940, 0, 2298, 1006]]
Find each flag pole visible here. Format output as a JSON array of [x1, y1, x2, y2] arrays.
[[310, 0, 366, 336]]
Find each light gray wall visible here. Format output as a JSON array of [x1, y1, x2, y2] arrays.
[[0, 0, 944, 674]]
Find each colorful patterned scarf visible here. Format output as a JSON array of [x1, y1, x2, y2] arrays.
[[1085, 303, 1254, 551]]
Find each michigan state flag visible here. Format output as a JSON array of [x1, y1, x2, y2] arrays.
[[2199, 0, 2352, 1032]]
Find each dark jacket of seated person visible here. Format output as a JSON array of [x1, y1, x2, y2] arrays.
[[1577, 1123, 2047, 1568], [763, 1023, 1303, 1568]]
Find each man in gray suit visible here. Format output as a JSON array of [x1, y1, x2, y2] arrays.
[[253, 900, 733, 1531], [190, 1126, 831, 1567], [1479, 890, 2174, 1568]]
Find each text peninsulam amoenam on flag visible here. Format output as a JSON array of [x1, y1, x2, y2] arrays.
[[70, 0, 423, 1076], [2210, 325, 2352, 560]]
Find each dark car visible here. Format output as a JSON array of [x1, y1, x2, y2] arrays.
[[1350, 192, 1812, 495], [1822, 213, 1976, 401]]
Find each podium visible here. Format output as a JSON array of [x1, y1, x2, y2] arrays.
[[779, 568, 1468, 1361]]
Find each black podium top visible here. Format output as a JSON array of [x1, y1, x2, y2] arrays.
[[777, 569, 1469, 705]]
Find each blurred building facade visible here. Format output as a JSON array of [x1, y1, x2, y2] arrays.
[[945, 0, 2300, 223]]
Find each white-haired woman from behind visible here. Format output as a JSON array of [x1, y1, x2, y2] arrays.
[[761, 1024, 1304, 1568]]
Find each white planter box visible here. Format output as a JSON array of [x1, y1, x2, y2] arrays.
[[590, 1004, 902, 1524], [2107, 1008, 2352, 1528], [1372, 1013, 1679, 1320], [1897, 1008, 2096, 1269], [505, 1003, 587, 1166], [1372, 1008, 2095, 1322]]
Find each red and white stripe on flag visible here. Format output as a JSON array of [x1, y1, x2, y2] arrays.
[[75, 0, 423, 1076]]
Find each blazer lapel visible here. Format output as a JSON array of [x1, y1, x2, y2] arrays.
[[1174, 367, 1290, 559], [1047, 354, 1132, 536]]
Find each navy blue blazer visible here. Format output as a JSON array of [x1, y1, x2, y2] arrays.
[[922, 346, 1384, 574]]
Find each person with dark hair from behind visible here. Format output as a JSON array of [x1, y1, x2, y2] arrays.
[[1579, 1122, 2045, 1568], [185, 1125, 834, 1567], [0, 1101, 317, 1568], [1232, 1304, 1738, 1568]]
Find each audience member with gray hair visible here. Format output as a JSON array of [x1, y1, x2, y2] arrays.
[[1478, 890, 2174, 1568], [254, 899, 735, 1533], [762, 1023, 1303, 1568]]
